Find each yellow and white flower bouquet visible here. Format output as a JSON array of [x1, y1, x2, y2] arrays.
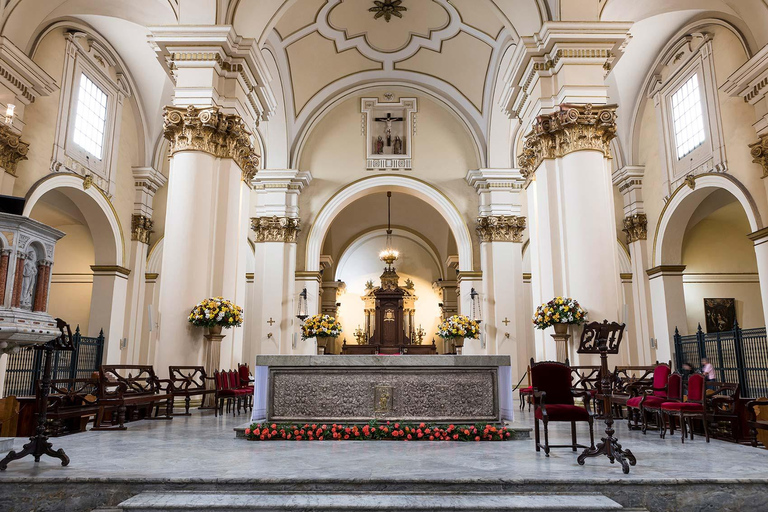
[[437, 314, 481, 340], [301, 314, 342, 340], [188, 297, 243, 328], [532, 297, 587, 330]]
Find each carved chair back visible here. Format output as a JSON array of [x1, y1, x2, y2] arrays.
[[213, 370, 228, 391], [41, 378, 100, 411], [98, 365, 161, 398], [238, 364, 251, 386], [652, 364, 672, 398], [667, 373, 683, 402], [228, 370, 240, 390], [612, 365, 656, 395], [570, 366, 602, 393], [687, 373, 707, 405], [169, 366, 207, 392], [531, 359, 574, 406]]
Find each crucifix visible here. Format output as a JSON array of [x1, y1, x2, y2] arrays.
[[502, 317, 510, 326], [374, 112, 403, 146], [267, 317, 276, 326]]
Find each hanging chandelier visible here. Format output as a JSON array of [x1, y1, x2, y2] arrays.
[[379, 191, 399, 267]]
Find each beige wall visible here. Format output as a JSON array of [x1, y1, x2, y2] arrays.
[[297, 86, 481, 270]]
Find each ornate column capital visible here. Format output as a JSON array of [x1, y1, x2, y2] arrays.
[[0, 124, 28, 176], [251, 216, 300, 243], [518, 103, 617, 178], [622, 213, 648, 243], [131, 214, 153, 244], [750, 135, 768, 178], [476, 215, 526, 243], [162, 105, 260, 182]]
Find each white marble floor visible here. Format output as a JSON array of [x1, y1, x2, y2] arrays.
[[1, 408, 767, 483]]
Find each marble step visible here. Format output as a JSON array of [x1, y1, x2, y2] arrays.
[[0, 437, 14, 453], [115, 491, 646, 511]]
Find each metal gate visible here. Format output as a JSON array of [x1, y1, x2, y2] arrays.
[[2, 327, 104, 397]]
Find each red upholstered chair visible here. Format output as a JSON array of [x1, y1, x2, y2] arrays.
[[227, 370, 250, 415], [531, 360, 594, 456], [646, 373, 682, 438], [518, 365, 534, 411], [237, 364, 254, 410], [661, 373, 710, 443], [625, 363, 670, 432]]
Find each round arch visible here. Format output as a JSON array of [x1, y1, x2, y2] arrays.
[[23, 174, 125, 266], [334, 227, 445, 282], [653, 173, 762, 267], [306, 175, 474, 272]]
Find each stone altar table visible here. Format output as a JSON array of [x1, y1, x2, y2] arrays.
[[251, 355, 513, 424]]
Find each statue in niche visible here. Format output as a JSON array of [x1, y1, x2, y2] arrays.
[[20, 250, 38, 310], [375, 112, 403, 146], [393, 136, 403, 155], [375, 136, 384, 155]]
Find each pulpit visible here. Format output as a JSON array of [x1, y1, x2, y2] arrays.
[[371, 287, 409, 349]]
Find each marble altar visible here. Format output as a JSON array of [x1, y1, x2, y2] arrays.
[[251, 355, 514, 424]]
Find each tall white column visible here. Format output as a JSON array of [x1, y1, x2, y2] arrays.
[[613, 165, 653, 365], [467, 169, 528, 379], [249, 170, 311, 357], [522, 106, 623, 365], [154, 108, 257, 375], [647, 265, 688, 364], [748, 228, 768, 328], [123, 167, 166, 364], [89, 266, 130, 363]]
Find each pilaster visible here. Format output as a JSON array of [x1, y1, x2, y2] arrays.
[[647, 265, 688, 362], [748, 227, 768, 328]]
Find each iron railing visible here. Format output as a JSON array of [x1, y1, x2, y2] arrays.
[[3, 327, 104, 398], [673, 322, 768, 398]]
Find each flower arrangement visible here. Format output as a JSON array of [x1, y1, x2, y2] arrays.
[[244, 421, 513, 442], [188, 297, 243, 328], [532, 296, 587, 330], [301, 314, 342, 340], [436, 314, 480, 340]]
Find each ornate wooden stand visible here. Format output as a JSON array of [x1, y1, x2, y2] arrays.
[[0, 319, 73, 470], [576, 320, 637, 474]]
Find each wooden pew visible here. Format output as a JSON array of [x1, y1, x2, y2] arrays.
[[168, 366, 215, 415], [92, 365, 173, 431], [45, 378, 103, 436]]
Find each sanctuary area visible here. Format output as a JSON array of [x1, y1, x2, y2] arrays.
[[1, 1, 768, 511]]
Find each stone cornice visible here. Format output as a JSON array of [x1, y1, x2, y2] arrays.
[[132, 166, 167, 194], [646, 265, 686, 278], [251, 216, 300, 243], [163, 105, 260, 183], [476, 215, 526, 243], [0, 123, 28, 176], [518, 103, 617, 178], [622, 213, 648, 244], [721, 43, 768, 105], [750, 135, 768, 178], [0, 36, 58, 105]]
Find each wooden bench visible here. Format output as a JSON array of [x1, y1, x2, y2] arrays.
[[746, 398, 768, 448], [44, 378, 103, 436], [92, 365, 173, 430], [168, 366, 215, 415]]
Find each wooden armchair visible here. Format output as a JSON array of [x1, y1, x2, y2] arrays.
[[746, 398, 768, 448], [531, 359, 595, 456], [661, 373, 709, 443], [705, 382, 742, 441]]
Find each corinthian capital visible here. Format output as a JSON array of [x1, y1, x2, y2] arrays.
[[251, 216, 300, 243], [751, 135, 768, 178], [622, 213, 648, 243], [0, 124, 29, 176], [131, 214, 153, 244], [162, 105, 260, 182], [518, 103, 617, 178], [476, 215, 526, 243]]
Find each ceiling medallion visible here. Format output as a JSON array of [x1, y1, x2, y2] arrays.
[[369, 0, 407, 22]]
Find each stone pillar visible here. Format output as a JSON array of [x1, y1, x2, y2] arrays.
[[10, 254, 23, 308], [202, 330, 224, 407], [613, 165, 654, 364], [249, 170, 311, 358], [647, 265, 687, 363], [748, 228, 768, 328], [0, 249, 10, 306], [521, 104, 623, 364], [456, 271, 483, 354], [467, 169, 528, 378], [154, 106, 256, 374], [295, 271, 323, 355], [32, 260, 51, 312], [90, 266, 130, 364], [123, 167, 166, 365]]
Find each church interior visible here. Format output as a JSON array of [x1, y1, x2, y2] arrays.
[[1, 0, 768, 511]]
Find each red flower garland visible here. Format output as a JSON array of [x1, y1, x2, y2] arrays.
[[244, 421, 513, 442]]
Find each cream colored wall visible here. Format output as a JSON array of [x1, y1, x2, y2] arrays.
[[17, 27, 142, 268], [297, 86, 481, 270], [637, 24, 768, 266], [681, 200, 763, 330]]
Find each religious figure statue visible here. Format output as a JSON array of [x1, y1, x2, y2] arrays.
[[393, 136, 402, 155], [375, 136, 384, 155], [375, 112, 403, 147], [20, 250, 38, 310]]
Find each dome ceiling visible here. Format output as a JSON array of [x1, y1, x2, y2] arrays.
[[265, 0, 513, 155]]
